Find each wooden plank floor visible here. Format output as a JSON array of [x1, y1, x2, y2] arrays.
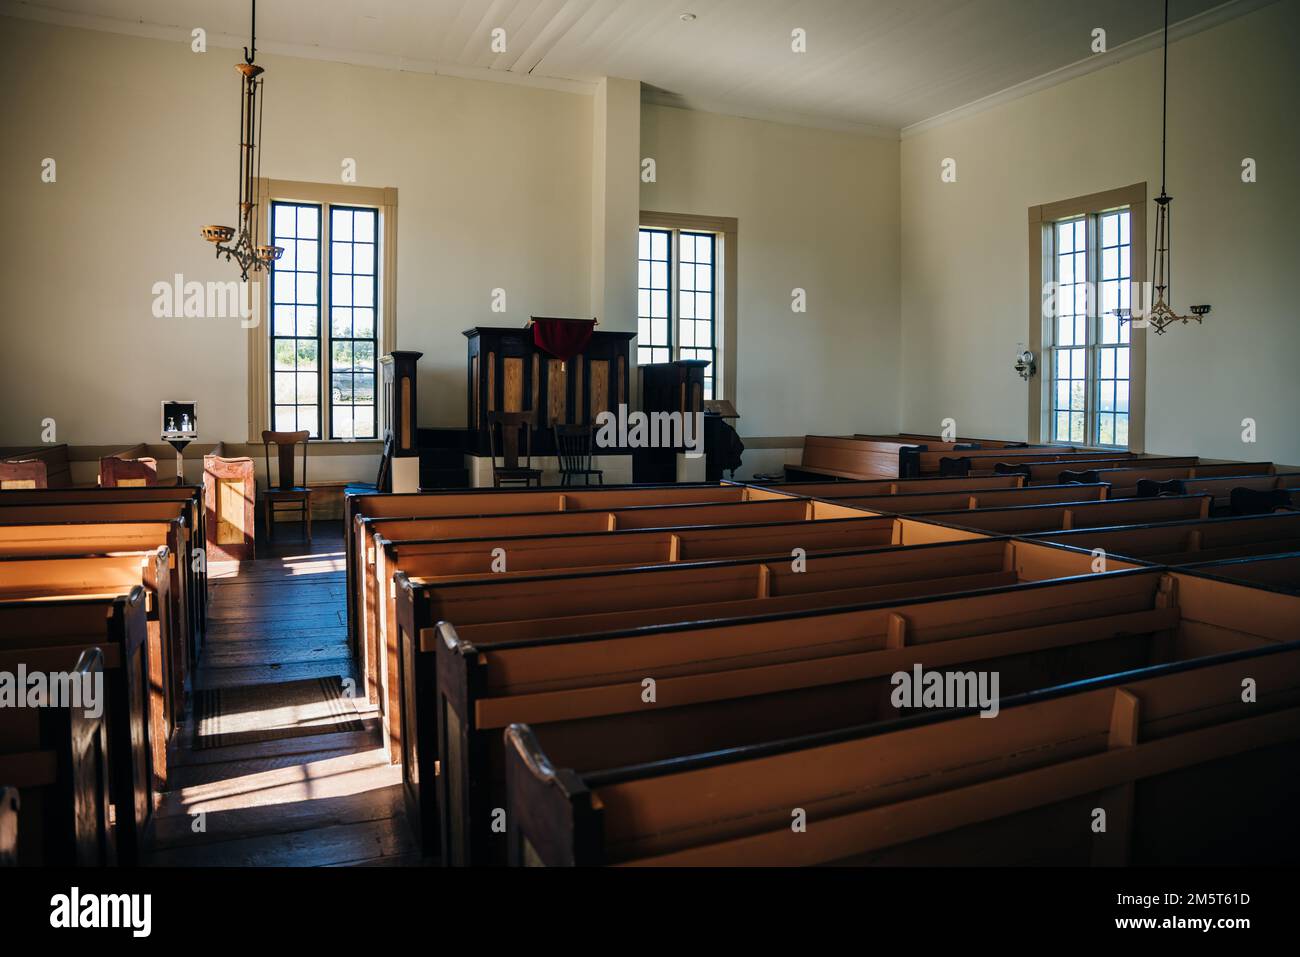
[[145, 520, 422, 866]]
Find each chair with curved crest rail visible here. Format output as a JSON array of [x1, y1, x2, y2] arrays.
[[487, 412, 543, 489], [261, 430, 312, 543], [554, 424, 603, 486]]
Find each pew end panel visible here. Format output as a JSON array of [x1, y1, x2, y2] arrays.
[[504, 723, 604, 866]]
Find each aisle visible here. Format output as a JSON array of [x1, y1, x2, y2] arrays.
[[144, 521, 421, 866]]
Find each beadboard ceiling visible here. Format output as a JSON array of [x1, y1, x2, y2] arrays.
[[4, 0, 1264, 132]]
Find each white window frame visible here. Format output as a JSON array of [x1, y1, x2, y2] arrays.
[[247, 179, 398, 443], [1028, 184, 1147, 451]]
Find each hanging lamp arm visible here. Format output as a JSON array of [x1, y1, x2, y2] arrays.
[[244, 0, 257, 64]]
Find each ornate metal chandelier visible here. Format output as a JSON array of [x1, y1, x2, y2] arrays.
[[200, 0, 282, 281], [1119, 0, 1211, 335]]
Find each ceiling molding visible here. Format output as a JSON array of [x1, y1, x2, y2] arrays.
[[900, 0, 1281, 139], [0, 1, 599, 96], [640, 89, 900, 141]]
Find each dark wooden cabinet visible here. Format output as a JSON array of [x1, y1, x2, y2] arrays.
[[464, 326, 635, 454]]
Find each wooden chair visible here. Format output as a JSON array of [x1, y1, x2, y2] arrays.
[[261, 430, 312, 543], [554, 424, 603, 486], [99, 455, 158, 487], [0, 461, 46, 489], [487, 412, 543, 489]]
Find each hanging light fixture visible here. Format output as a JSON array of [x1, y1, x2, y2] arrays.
[[200, 0, 282, 281], [1117, 0, 1212, 335]]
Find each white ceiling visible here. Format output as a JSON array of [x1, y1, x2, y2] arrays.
[[4, 0, 1262, 131]]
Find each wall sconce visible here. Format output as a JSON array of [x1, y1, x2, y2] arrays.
[[1014, 349, 1036, 381]]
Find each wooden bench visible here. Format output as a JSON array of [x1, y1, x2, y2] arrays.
[[787, 436, 928, 481], [99, 444, 159, 487], [0, 648, 114, 865], [204, 442, 257, 562], [0, 486, 209, 651], [1075, 463, 1277, 498], [0, 514, 196, 704], [404, 560, 1189, 862], [830, 483, 1109, 514], [358, 497, 869, 752], [1180, 552, 1300, 594], [0, 551, 177, 789], [1178, 472, 1300, 510], [856, 433, 1034, 449], [505, 616, 1300, 865], [1023, 512, 1300, 565], [0, 590, 153, 864], [344, 484, 786, 647], [918, 447, 1137, 477], [769, 475, 1025, 497], [1005, 455, 1200, 484], [905, 494, 1211, 534], [0, 445, 72, 488]]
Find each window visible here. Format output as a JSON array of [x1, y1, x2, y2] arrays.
[[637, 225, 720, 399], [1045, 209, 1131, 447], [270, 200, 379, 438], [1030, 184, 1145, 451]]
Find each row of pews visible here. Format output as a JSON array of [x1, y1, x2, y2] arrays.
[[0, 484, 208, 865], [343, 440, 1300, 866]]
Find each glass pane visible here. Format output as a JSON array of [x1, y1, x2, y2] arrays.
[[1116, 415, 1129, 446], [355, 211, 375, 242], [296, 372, 317, 404], [680, 292, 695, 320], [332, 274, 352, 306], [332, 308, 351, 338], [332, 242, 352, 274], [332, 209, 352, 241], [353, 277, 373, 308], [274, 373, 294, 403], [274, 405, 296, 431], [298, 207, 318, 238], [354, 243, 375, 275], [273, 305, 295, 336], [273, 340, 295, 370], [353, 308, 374, 339], [296, 340, 318, 369]]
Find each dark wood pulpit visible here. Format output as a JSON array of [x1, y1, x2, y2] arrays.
[[464, 325, 635, 455]]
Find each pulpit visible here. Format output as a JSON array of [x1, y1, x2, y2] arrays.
[[464, 325, 636, 456]]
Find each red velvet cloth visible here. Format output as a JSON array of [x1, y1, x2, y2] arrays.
[[532, 318, 596, 362]]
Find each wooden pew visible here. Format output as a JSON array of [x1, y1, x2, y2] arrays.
[[1076, 463, 1277, 498], [829, 483, 1109, 514], [0, 445, 72, 488], [0, 551, 177, 788], [918, 447, 1137, 477], [787, 436, 927, 481], [0, 486, 210, 647], [1179, 472, 1300, 510], [359, 497, 868, 751], [0, 515, 195, 711], [404, 559, 1176, 862], [1023, 512, 1300, 565], [765, 475, 1025, 497], [1179, 552, 1300, 594], [344, 484, 785, 646], [1005, 455, 1200, 484], [858, 433, 1034, 449], [99, 444, 158, 487], [0, 649, 115, 865], [0, 461, 48, 490], [506, 616, 1300, 866], [907, 495, 1211, 534], [0, 590, 153, 864], [204, 442, 257, 562]]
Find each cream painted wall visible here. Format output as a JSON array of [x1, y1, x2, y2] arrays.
[[0, 16, 592, 467], [900, 1, 1300, 464], [640, 104, 901, 441]]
